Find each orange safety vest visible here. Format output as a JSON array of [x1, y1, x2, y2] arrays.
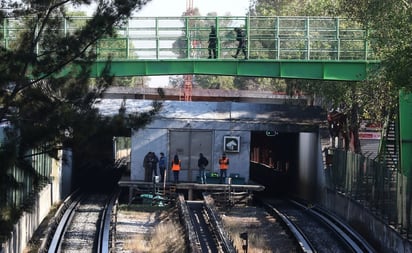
[[171, 161, 181, 171], [219, 157, 229, 170]]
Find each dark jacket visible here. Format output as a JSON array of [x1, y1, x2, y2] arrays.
[[235, 28, 246, 43], [209, 29, 217, 45], [198, 155, 209, 169], [159, 156, 166, 168]]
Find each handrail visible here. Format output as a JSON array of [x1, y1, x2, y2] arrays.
[[0, 16, 376, 61]]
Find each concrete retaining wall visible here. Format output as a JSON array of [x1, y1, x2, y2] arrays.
[[2, 185, 54, 253], [322, 189, 412, 253]]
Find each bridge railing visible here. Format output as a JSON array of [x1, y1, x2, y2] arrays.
[[1, 16, 377, 61]]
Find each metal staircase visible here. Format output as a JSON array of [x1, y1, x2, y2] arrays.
[[376, 113, 399, 223]]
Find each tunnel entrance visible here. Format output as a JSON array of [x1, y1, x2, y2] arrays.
[[250, 131, 299, 196]]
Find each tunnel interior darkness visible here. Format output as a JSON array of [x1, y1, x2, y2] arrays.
[[250, 131, 299, 196]]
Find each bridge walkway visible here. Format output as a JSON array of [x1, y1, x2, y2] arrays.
[[1, 16, 379, 80]]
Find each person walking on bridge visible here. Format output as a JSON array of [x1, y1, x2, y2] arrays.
[[171, 154, 181, 184], [232, 27, 247, 59], [218, 153, 229, 183]]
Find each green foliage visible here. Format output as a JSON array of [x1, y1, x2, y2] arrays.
[[114, 76, 149, 87], [339, 0, 412, 90], [253, 0, 346, 99], [115, 137, 131, 149], [337, 0, 412, 115], [195, 75, 235, 89], [0, 0, 155, 243], [252, 0, 339, 16], [251, 0, 399, 153]]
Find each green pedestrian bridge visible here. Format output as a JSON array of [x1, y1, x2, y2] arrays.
[[2, 16, 379, 81]]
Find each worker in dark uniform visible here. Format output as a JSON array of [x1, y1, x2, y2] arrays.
[[232, 27, 247, 59], [208, 25, 217, 59], [158, 152, 167, 183], [143, 152, 152, 182], [198, 153, 209, 184]]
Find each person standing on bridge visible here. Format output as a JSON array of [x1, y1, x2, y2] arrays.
[[218, 153, 229, 183], [198, 153, 209, 184], [232, 27, 247, 59], [171, 154, 181, 184], [208, 25, 217, 59]]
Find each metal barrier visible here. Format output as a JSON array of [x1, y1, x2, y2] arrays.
[[325, 149, 402, 235], [1, 16, 376, 61]]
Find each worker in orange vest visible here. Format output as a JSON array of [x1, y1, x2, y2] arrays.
[[218, 153, 229, 183], [171, 154, 181, 184]]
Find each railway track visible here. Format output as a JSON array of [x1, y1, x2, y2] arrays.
[[40, 189, 375, 252], [40, 190, 118, 253], [261, 198, 376, 253], [178, 193, 376, 252], [177, 193, 237, 253], [187, 201, 220, 252], [117, 194, 374, 253]]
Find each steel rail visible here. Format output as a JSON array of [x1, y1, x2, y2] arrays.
[[97, 189, 120, 253], [47, 191, 83, 253], [177, 193, 202, 253], [262, 201, 315, 253], [291, 200, 376, 253], [38, 189, 81, 253], [202, 193, 237, 253]]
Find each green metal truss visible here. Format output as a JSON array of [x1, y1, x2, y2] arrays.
[[90, 59, 378, 81]]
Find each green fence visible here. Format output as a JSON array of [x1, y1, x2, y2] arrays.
[[0, 140, 54, 243], [325, 149, 412, 238], [3, 147, 53, 209], [1, 16, 377, 61]]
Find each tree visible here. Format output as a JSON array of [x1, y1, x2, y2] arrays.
[[335, 0, 412, 152], [0, 0, 160, 242], [195, 75, 235, 89], [251, 0, 390, 153], [339, 0, 412, 91], [251, 0, 337, 16]]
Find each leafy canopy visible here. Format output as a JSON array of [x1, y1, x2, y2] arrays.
[[0, 0, 160, 242]]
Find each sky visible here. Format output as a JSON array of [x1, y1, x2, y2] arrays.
[[135, 0, 251, 87], [136, 0, 251, 17]]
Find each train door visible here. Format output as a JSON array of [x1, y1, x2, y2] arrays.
[[169, 130, 213, 182]]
